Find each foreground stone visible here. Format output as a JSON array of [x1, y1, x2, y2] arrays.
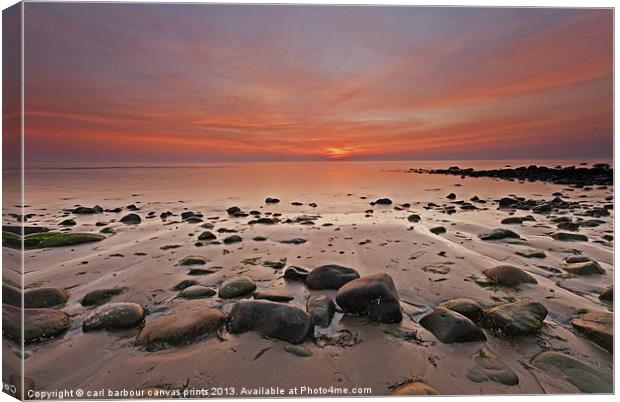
[[467, 349, 519, 385], [551, 232, 588, 242], [420, 307, 485, 343], [306, 264, 360, 290], [483, 265, 537, 287], [335, 273, 402, 323], [254, 290, 294, 302], [177, 255, 207, 266], [3, 304, 70, 343], [439, 298, 484, 322], [82, 302, 145, 332], [228, 300, 312, 344], [135, 302, 225, 350], [571, 311, 613, 353], [218, 275, 256, 298], [599, 285, 613, 301], [530, 352, 612, 393], [478, 228, 520, 241], [178, 285, 216, 299], [120, 214, 142, 224], [481, 301, 547, 337], [283, 266, 309, 281], [24, 287, 70, 308], [389, 382, 440, 395], [81, 287, 127, 306], [306, 295, 335, 327], [563, 261, 605, 275]]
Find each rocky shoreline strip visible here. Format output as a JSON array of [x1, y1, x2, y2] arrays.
[[410, 163, 612, 186]]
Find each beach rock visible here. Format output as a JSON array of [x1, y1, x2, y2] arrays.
[[481, 301, 547, 337], [178, 285, 216, 299], [218, 275, 256, 298], [183, 216, 203, 223], [72, 206, 98, 214], [557, 222, 580, 231], [564, 255, 592, 263], [571, 311, 613, 352], [483, 265, 537, 287], [467, 349, 519, 385], [60, 219, 76, 226], [335, 273, 402, 323], [24, 287, 70, 308], [478, 228, 520, 241], [226, 206, 241, 215], [389, 381, 440, 395], [407, 214, 421, 223], [551, 232, 588, 242], [178, 255, 207, 266], [197, 231, 216, 241], [223, 235, 242, 244], [284, 344, 313, 357], [280, 238, 307, 244], [82, 302, 145, 332], [2, 284, 21, 307], [81, 287, 127, 306], [305, 264, 360, 290], [283, 266, 309, 281], [420, 307, 485, 343], [374, 198, 392, 205], [306, 295, 335, 327], [501, 216, 525, 224], [3, 304, 70, 343], [135, 302, 225, 350], [530, 352, 612, 393], [254, 290, 294, 302], [429, 226, 446, 235], [228, 300, 312, 344], [563, 261, 605, 275], [171, 280, 198, 291], [446, 193, 457, 199], [599, 285, 613, 301], [516, 249, 546, 259], [181, 211, 199, 220], [120, 214, 141, 224], [17, 232, 105, 249], [265, 197, 280, 204], [439, 298, 484, 322]]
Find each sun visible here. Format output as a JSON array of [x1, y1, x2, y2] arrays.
[[324, 146, 354, 159]]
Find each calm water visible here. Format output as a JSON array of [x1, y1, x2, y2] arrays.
[[22, 160, 611, 215]]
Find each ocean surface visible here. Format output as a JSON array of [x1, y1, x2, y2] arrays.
[[22, 159, 612, 214]]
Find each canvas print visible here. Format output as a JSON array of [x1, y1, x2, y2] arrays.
[[1, 2, 614, 399]]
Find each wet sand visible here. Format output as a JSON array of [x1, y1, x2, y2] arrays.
[[2, 161, 613, 396]]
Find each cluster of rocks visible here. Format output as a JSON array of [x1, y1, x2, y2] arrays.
[[415, 164, 613, 186], [420, 298, 548, 342]]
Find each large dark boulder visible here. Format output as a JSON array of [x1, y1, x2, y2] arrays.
[[82, 302, 145, 332], [483, 265, 537, 287], [24, 287, 70, 308], [420, 307, 486, 343], [228, 300, 312, 344], [305, 264, 360, 290], [3, 304, 70, 343], [481, 300, 547, 337], [335, 273, 402, 323]]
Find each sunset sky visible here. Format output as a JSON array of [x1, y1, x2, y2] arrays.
[[23, 4, 612, 163]]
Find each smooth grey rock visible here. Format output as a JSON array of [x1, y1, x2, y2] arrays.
[[439, 298, 484, 322], [3, 304, 70, 343], [306, 295, 335, 327], [218, 275, 256, 298], [228, 300, 312, 344], [24, 287, 70, 308], [82, 302, 145, 332], [335, 273, 402, 323], [483, 265, 537, 287], [420, 307, 486, 343], [481, 301, 547, 337], [306, 264, 360, 290], [178, 285, 216, 299], [478, 228, 520, 241]]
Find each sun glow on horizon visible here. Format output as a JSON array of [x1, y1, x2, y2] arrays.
[[324, 146, 355, 159]]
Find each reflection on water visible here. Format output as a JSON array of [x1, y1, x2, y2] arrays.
[[23, 160, 611, 214]]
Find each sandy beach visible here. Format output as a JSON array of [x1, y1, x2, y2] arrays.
[[1, 160, 614, 396]]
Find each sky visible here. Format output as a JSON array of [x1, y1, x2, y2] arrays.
[[22, 4, 613, 163]]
